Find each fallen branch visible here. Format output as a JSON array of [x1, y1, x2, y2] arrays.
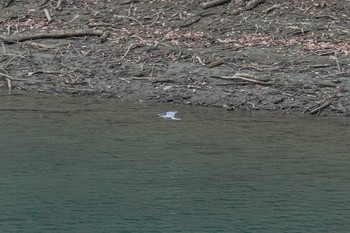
[[263, 4, 279, 14], [308, 101, 331, 115], [0, 72, 12, 91], [201, 0, 230, 9], [207, 59, 225, 68], [56, 0, 63, 10], [332, 52, 341, 73], [180, 16, 201, 28], [39, 0, 49, 7], [116, 15, 144, 27], [100, 31, 110, 43], [0, 71, 31, 81], [43, 8, 52, 23], [212, 72, 272, 85], [119, 0, 140, 5], [24, 41, 57, 50], [244, 0, 266, 10], [121, 44, 136, 60], [0, 29, 107, 44], [230, 0, 266, 15], [122, 76, 176, 83]]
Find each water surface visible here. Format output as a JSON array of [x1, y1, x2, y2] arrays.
[[0, 93, 350, 232]]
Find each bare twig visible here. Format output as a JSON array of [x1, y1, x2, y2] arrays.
[[150, 64, 155, 78], [263, 4, 279, 14], [119, 0, 140, 5], [201, 0, 230, 9], [39, 0, 49, 7], [230, 0, 266, 15], [0, 29, 106, 44], [0, 72, 13, 91], [180, 16, 202, 28], [116, 15, 144, 27], [56, 0, 63, 11], [207, 59, 225, 68], [195, 54, 206, 66], [43, 8, 53, 23], [309, 101, 331, 115], [333, 52, 341, 73], [212, 72, 272, 85], [121, 44, 135, 60], [149, 12, 160, 27]]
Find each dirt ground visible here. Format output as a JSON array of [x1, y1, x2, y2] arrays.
[[1, 0, 350, 116]]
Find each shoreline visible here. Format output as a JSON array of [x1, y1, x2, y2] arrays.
[[1, 0, 349, 117]]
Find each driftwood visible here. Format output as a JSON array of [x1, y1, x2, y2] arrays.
[[0, 29, 107, 44]]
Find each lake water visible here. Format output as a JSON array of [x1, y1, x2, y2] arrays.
[[1, 93, 350, 232]]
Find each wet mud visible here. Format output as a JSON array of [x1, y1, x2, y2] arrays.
[[1, 0, 350, 116]]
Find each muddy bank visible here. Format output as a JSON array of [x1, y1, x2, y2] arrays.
[[1, 0, 350, 116]]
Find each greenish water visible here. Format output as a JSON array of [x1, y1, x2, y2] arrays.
[[0, 93, 350, 232]]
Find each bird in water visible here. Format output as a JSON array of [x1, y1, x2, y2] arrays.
[[158, 111, 181, 121]]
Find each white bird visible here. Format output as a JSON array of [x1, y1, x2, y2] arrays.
[[157, 111, 181, 121]]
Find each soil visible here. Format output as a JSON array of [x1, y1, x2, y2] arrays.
[[1, 0, 350, 116]]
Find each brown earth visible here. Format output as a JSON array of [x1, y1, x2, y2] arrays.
[[1, 0, 350, 116]]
